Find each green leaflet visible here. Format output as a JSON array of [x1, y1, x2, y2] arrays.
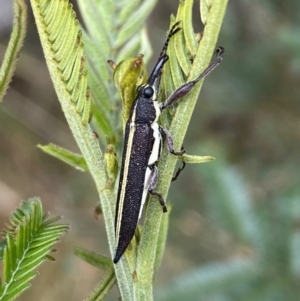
[[174, 3, 192, 77], [0, 198, 69, 301], [113, 0, 159, 49], [179, 154, 215, 164], [37, 143, 88, 172], [182, 0, 198, 56], [108, 54, 148, 128], [74, 247, 112, 270], [0, 0, 27, 102], [200, 0, 210, 25]]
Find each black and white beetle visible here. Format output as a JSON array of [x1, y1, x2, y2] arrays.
[[114, 22, 224, 263]]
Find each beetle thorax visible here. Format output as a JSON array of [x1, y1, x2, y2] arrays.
[[134, 98, 161, 124]]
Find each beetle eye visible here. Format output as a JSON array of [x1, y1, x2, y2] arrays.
[[143, 86, 154, 98]]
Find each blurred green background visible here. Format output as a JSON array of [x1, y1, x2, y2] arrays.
[[1, 0, 300, 300]]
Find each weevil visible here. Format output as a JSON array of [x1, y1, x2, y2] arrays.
[[114, 21, 224, 263]]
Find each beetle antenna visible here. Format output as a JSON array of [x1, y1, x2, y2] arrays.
[[147, 21, 181, 87], [159, 21, 182, 58]]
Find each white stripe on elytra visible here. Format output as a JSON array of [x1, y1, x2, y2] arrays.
[[115, 104, 137, 245], [138, 100, 162, 219], [139, 122, 162, 219]]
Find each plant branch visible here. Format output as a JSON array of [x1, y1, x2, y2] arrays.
[[135, 0, 228, 297]]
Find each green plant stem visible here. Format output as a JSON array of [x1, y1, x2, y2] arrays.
[[134, 0, 228, 299], [29, 1, 134, 300]]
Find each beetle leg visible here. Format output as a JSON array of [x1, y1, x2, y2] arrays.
[[160, 47, 225, 110], [159, 127, 185, 156], [148, 164, 167, 213], [159, 127, 186, 180], [172, 161, 186, 182]]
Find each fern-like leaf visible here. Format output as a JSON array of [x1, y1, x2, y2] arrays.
[[30, 0, 91, 126], [0, 198, 69, 301], [77, 0, 158, 144], [0, 0, 27, 102], [37, 143, 88, 172]]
